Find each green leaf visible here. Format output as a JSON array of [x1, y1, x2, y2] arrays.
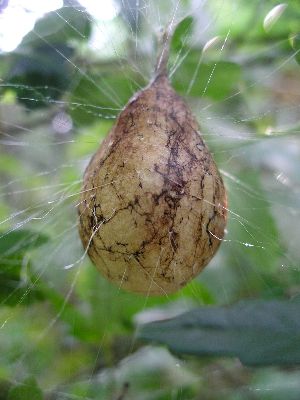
[[7, 44, 74, 109], [69, 71, 144, 125], [0, 230, 48, 306], [8, 377, 43, 400], [21, 7, 91, 46], [224, 169, 282, 294], [200, 167, 285, 303], [171, 16, 194, 52], [172, 57, 241, 100], [209, 0, 299, 41], [69, 120, 113, 158], [39, 282, 96, 342], [0, 230, 49, 254], [290, 33, 300, 65], [138, 299, 300, 366], [0, 255, 45, 306], [4, 7, 91, 110], [74, 264, 213, 343]]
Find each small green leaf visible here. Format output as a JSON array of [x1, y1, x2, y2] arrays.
[[171, 16, 194, 52], [8, 377, 43, 400], [139, 299, 300, 366]]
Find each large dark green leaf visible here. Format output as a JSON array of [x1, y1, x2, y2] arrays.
[[139, 299, 300, 366], [7, 44, 74, 109], [4, 7, 91, 110], [21, 6, 91, 46]]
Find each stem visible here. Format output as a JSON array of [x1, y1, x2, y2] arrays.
[[154, 29, 172, 78]]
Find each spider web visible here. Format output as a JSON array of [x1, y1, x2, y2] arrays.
[[0, 0, 300, 398]]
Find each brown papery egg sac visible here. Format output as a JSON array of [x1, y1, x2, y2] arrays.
[[78, 45, 227, 295]]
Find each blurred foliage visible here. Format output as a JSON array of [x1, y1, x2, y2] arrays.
[[8, 377, 43, 400], [0, 0, 299, 399]]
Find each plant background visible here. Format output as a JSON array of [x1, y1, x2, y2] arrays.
[[0, 0, 300, 399]]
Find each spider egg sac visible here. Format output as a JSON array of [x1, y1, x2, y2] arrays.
[[78, 67, 227, 295]]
